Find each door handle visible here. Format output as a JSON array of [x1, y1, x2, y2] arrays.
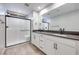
[[54, 43, 57, 50], [54, 43, 56, 49], [55, 43, 57, 50], [6, 26, 9, 28]]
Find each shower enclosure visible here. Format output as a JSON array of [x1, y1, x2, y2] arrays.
[[5, 15, 31, 47]]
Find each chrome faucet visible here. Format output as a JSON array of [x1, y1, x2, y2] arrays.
[[59, 28, 65, 34]]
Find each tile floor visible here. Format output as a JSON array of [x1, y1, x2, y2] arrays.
[[3, 42, 44, 55]]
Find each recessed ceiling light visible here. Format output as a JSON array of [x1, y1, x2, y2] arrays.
[[38, 6, 41, 9]]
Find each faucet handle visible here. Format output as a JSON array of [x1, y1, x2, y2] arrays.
[[62, 28, 65, 31], [59, 28, 65, 34]]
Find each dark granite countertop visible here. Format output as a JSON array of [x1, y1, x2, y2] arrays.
[[33, 30, 79, 41]]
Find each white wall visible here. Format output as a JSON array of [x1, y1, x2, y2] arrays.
[[0, 4, 6, 15], [50, 10, 79, 32], [0, 15, 5, 48], [33, 11, 42, 30]]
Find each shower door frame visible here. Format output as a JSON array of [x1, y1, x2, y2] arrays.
[[5, 15, 31, 48]]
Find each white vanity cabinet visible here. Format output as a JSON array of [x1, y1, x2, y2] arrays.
[[39, 34, 46, 52], [44, 35, 56, 55], [51, 37, 77, 55], [31, 33, 40, 47], [55, 42, 76, 55], [44, 39, 53, 55], [32, 32, 77, 55], [75, 41, 79, 55], [31, 33, 36, 45], [50, 36, 76, 55]]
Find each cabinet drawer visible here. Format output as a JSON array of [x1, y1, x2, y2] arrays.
[[50, 36, 63, 43], [62, 38, 76, 47], [56, 42, 76, 55], [50, 36, 76, 48]]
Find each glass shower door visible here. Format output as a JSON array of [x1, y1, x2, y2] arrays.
[[6, 17, 30, 46]]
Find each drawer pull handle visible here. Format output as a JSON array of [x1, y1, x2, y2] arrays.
[[54, 43, 57, 50]]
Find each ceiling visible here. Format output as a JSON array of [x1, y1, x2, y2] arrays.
[[0, 3, 52, 16], [25, 3, 52, 12], [43, 3, 79, 19]]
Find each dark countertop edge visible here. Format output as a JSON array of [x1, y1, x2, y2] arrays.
[[33, 31, 79, 41], [33, 30, 79, 36]]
